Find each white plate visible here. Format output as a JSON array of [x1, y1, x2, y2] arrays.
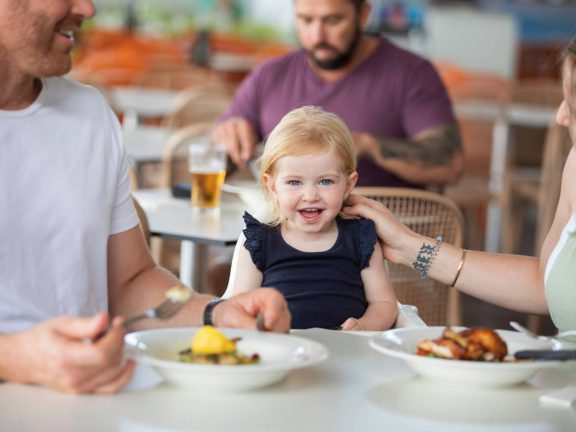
[[222, 180, 266, 213], [125, 328, 329, 392], [369, 327, 562, 388]]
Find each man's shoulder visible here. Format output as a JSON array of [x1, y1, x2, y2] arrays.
[[254, 49, 306, 74], [46, 76, 105, 101], [373, 37, 429, 68]]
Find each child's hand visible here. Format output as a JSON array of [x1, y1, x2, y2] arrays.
[[340, 318, 364, 331]]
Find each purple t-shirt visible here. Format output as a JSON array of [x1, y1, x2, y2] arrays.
[[221, 38, 456, 187]]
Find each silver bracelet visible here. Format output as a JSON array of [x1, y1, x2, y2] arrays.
[[412, 236, 443, 279]]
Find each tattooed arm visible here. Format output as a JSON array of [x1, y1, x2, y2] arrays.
[[353, 124, 464, 186]]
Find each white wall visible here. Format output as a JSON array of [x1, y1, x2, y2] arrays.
[[423, 6, 519, 79], [246, 0, 295, 34]]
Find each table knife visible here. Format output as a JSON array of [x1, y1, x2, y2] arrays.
[[514, 349, 576, 361]]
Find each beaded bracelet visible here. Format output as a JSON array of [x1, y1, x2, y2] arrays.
[[412, 236, 443, 279]]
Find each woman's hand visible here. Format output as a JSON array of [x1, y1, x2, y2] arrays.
[[1, 313, 134, 394], [342, 194, 421, 266]]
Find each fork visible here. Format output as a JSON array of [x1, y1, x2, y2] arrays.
[[95, 286, 192, 340], [122, 296, 188, 329], [509, 321, 576, 345]]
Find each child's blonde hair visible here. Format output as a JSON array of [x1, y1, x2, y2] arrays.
[[257, 106, 357, 225]]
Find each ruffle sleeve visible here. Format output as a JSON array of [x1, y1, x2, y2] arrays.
[[357, 218, 377, 270], [242, 211, 266, 271]]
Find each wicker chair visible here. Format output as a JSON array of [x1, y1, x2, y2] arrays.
[[160, 122, 215, 188], [353, 187, 465, 326], [154, 123, 215, 275]]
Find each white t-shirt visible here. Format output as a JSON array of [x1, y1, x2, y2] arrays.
[[0, 77, 138, 332]]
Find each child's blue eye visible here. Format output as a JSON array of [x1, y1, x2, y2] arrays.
[[319, 179, 334, 186], [287, 180, 301, 186]]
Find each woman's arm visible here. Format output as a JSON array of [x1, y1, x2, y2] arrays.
[[341, 243, 398, 331], [343, 195, 548, 314]]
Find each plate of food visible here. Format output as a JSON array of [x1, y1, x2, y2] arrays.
[[125, 326, 329, 392], [369, 326, 562, 388]]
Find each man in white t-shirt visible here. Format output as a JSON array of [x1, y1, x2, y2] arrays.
[[0, 0, 290, 394]]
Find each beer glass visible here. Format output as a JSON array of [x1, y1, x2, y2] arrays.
[[188, 137, 226, 213]]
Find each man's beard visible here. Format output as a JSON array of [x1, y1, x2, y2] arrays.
[[307, 28, 362, 71]]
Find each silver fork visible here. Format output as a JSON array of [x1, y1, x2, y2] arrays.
[[96, 286, 192, 340], [122, 296, 188, 329]]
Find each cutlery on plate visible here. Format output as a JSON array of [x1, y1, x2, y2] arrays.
[[514, 349, 576, 361], [255, 312, 266, 332], [122, 285, 192, 329], [509, 321, 576, 345]]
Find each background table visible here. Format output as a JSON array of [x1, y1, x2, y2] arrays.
[[1, 329, 575, 431], [132, 188, 245, 292], [112, 87, 181, 129], [454, 101, 556, 252]]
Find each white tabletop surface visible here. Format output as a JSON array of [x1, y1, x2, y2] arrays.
[[132, 188, 245, 246], [1, 329, 575, 432]]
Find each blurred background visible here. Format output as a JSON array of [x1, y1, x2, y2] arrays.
[[78, 0, 576, 332]]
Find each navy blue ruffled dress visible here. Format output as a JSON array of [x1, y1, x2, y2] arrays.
[[242, 212, 377, 329]]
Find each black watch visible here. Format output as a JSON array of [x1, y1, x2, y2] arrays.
[[203, 298, 225, 326]]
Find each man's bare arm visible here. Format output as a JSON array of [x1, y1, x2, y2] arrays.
[[354, 124, 464, 185]]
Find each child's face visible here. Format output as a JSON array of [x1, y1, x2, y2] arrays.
[[264, 149, 357, 234]]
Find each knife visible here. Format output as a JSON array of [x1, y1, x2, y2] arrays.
[[514, 349, 576, 361]]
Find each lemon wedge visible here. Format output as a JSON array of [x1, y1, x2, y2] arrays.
[[191, 326, 236, 355]]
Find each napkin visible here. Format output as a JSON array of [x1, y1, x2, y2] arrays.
[[122, 363, 164, 392], [539, 385, 576, 409]]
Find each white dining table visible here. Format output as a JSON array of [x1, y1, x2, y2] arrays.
[[111, 87, 181, 130], [132, 188, 246, 293], [454, 101, 557, 252], [123, 125, 174, 164], [1, 328, 575, 432]]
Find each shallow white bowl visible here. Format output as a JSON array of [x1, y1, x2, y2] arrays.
[[125, 328, 329, 392], [222, 180, 266, 214], [369, 327, 561, 388]]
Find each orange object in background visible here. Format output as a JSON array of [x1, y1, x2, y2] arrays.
[[72, 28, 291, 89], [72, 29, 189, 87]]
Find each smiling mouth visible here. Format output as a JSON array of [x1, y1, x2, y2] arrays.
[[56, 29, 76, 43], [299, 208, 323, 218]]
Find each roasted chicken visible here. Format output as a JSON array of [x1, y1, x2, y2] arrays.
[[417, 327, 508, 362]]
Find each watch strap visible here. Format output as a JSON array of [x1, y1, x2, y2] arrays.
[[203, 298, 225, 326]]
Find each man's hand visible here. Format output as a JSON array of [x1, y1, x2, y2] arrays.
[[1, 313, 134, 394], [351, 132, 379, 158], [212, 118, 258, 167], [211, 288, 291, 332]]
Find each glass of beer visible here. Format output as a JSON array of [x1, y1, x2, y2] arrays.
[[188, 138, 226, 214]]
